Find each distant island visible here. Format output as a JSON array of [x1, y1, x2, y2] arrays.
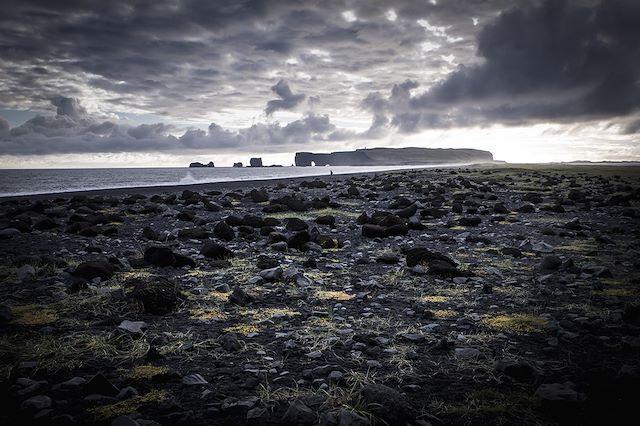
[[189, 161, 215, 168], [295, 147, 493, 166]]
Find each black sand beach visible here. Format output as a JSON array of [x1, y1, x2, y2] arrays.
[[1, 164, 639, 425]]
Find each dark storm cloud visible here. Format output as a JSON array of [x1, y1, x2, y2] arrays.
[[265, 80, 306, 116], [370, 0, 640, 132], [0, 0, 638, 157], [0, 0, 498, 118]]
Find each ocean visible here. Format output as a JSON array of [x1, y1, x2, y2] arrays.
[[0, 164, 468, 197]]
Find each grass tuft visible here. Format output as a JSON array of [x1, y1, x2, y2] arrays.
[[266, 208, 360, 220], [122, 365, 170, 380], [483, 314, 548, 334], [88, 389, 169, 420], [315, 290, 354, 301], [11, 304, 58, 325]]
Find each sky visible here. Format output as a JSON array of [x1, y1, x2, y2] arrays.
[[0, 0, 639, 168]]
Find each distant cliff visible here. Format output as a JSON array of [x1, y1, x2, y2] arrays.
[[295, 148, 493, 167]]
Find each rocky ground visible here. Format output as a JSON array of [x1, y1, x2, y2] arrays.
[[1, 164, 639, 426]]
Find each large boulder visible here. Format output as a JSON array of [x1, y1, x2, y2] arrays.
[[458, 216, 482, 226], [213, 221, 235, 241], [144, 246, 195, 268], [248, 189, 269, 203], [132, 277, 177, 315], [73, 260, 114, 280], [177, 227, 210, 240], [201, 242, 235, 259], [405, 247, 468, 277], [285, 217, 309, 231], [362, 224, 387, 238], [396, 204, 418, 219], [540, 255, 563, 271], [360, 384, 414, 424], [315, 215, 336, 226], [287, 230, 311, 250]]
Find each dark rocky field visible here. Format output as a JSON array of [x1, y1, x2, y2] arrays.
[[1, 164, 639, 426]]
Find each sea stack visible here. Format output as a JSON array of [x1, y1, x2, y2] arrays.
[[249, 157, 263, 167], [233, 162, 243, 168], [189, 161, 215, 168]]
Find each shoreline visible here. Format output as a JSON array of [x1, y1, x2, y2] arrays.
[[2, 161, 639, 202], [0, 162, 481, 201]]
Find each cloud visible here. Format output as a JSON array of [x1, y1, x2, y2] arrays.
[[0, 0, 497, 121], [0, 116, 9, 132], [265, 79, 306, 115], [364, 0, 640, 133], [1, 0, 638, 161], [127, 123, 173, 139], [51, 96, 88, 119], [0, 96, 347, 155], [622, 118, 640, 134]]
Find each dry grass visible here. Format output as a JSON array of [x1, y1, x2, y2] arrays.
[[306, 269, 337, 282], [223, 323, 263, 335], [0, 331, 149, 373], [266, 208, 360, 220], [419, 295, 449, 303], [122, 364, 170, 380], [483, 314, 548, 334], [430, 388, 543, 426], [594, 288, 636, 297], [119, 270, 155, 280], [225, 257, 257, 283], [592, 278, 638, 298], [88, 389, 169, 420], [182, 269, 218, 278], [382, 268, 406, 286], [557, 240, 597, 255], [238, 307, 300, 321], [433, 309, 458, 319], [10, 304, 58, 325], [315, 290, 354, 301], [189, 306, 226, 321]]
